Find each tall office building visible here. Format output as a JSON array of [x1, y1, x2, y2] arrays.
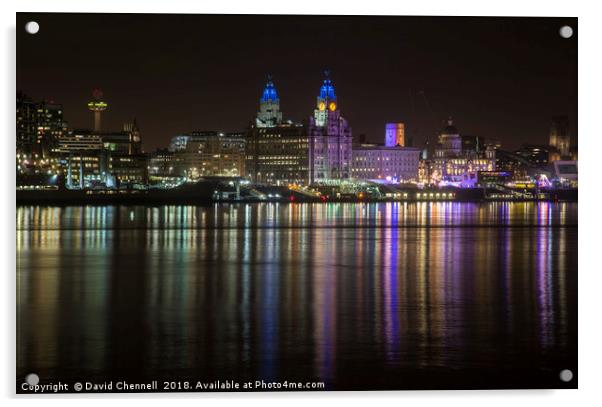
[[247, 77, 309, 185], [17, 92, 68, 159], [307, 72, 352, 183]]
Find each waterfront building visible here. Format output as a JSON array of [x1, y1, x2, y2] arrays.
[[55, 122, 146, 186], [430, 118, 495, 185], [16, 92, 37, 155], [52, 131, 107, 188], [308, 73, 353, 183], [246, 77, 310, 185], [17, 92, 69, 159], [102, 121, 143, 154], [352, 144, 421, 182], [148, 149, 178, 183], [352, 123, 420, 182], [109, 153, 148, 186], [167, 131, 246, 178]]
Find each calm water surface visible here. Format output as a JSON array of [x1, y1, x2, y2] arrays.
[[16, 202, 577, 390]]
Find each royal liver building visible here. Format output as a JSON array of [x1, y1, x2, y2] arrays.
[[308, 73, 353, 183]]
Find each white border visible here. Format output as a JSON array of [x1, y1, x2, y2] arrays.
[[2, 0, 601, 405]]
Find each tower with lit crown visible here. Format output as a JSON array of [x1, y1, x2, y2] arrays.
[[308, 71, 352, 183], [246, 75, 309, 185], [256, 75, 282, 127], [87, 88, 107, 132]]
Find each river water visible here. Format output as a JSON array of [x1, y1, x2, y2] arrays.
[[16, 202, 577, 390]]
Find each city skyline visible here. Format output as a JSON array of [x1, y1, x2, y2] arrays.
[[15, 12, 578, 393], [17, 13, 577, 151]]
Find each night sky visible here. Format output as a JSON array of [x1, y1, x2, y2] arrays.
[[17, 13, 577, 152]]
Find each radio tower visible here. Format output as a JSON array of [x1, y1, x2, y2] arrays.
[[87, 88, 107, 132]]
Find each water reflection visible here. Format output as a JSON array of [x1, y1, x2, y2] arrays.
[[16, 202, 577, 389], [17, 202, 577, 231]]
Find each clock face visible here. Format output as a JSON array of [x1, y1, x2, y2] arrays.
[[319, 101, 326, 111], [328, 102, 337, 111]]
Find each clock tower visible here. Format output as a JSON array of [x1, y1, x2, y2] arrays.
[[308, 71, 352, 183], [313, 71, 338, 127]]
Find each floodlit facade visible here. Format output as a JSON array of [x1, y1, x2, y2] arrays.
[[352, 144, 421, 181], [308, 73, 353, 183], [430, 118, 495, 185], [385, 122, 405, 147]]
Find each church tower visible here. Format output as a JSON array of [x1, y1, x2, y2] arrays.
[[256, 75, 282, 127]]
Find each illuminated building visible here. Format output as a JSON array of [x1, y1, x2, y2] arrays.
[[87, 88, 108, 132], [548, 115, 570, 159], [16, 92, 37, 155], [352, 144, 421, 182], [17, 92, 68, 159], [52, 120, 146, 188], [102, 121, 143, 154], [418, 159, 432, 184], [148, 149, 179, 184], [434, 118, 462, 158], [255, 75, 283, 127], [109, 153, 148, 186], [54, 121, 146, 187], [385, 122, 405, 147], [246, 77, 309, 185], [55, 132, 104, 151], [53, 131, 107, 188], [352, 123, 420, 182], [55, 123, 142, 156], [431, 118, 495, 186], [308, 72, 352, 183], [167, 131, 246, 178]]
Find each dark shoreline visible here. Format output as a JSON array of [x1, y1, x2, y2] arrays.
[[16, 189, 578, 206]]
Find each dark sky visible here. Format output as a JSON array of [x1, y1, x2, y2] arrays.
[[17, 13, 577, 151]]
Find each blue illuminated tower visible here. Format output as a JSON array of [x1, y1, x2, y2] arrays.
[[314, 70, 338, 127], [256, 75, 282, 127], [308, 71, 352, 182]]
